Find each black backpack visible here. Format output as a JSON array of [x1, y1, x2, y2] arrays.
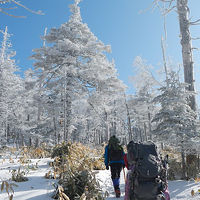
[[108, 136, 124, 162], [108, 145, 124, 162], [127, 141, 167, 200]]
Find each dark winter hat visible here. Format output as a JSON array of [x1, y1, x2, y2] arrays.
[[108, 135, 120, 146], [108, 135, 122, 151]]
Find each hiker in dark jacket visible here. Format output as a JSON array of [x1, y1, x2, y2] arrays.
[[104, 135, 125, 198]]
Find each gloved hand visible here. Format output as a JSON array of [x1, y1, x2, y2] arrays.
[[106, 165, 109, 170]]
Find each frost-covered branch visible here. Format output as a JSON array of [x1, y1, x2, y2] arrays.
[[189, 18, 200, 26], [0, 0, 44, 18], [153, 0, 176, 16]]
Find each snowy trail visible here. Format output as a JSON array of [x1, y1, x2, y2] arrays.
[[96, 169, 200, 200], [96, 169, 125, 200]]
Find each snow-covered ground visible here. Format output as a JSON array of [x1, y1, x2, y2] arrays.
[[0, 158, 200, 200], [0, 158, 56, 200]]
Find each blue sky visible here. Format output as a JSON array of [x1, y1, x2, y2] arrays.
[[1, 0, 200, 96]]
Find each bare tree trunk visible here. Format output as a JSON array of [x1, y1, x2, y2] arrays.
[[21, 134, 25, 147], [181, 144, 187, 179], [35, 138, 39, 148], [98, 130, 101, 144], [37, 85, 42, 122], [139, 128, 143, 142], [161, 142, 164, 150], [161, 36, 169, 85], [133, 127, 138, 143], [29, 137, 32, 147], [65, 92, 72, 142], [7, 123, 10, 142], [63, 73, 72, 142], [148, 112, 152, 140], [104, 110, 110, 142], [58, 133, 61, 144], [94, 129, 96, 145], [177, 0, 196, 111], [144, 122, 147, 141], [124, 94, 132, 142], [63, 90, 66, 142], [16, 132, 20, 150], [53, 116, 57, 145]]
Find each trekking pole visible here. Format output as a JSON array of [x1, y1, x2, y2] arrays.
[[123, 167, 126, 183]]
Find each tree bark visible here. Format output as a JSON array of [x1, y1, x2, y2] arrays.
[[124, 95, 132, 142], [53, 116, 57, 145], [181, 144, 187, 179], [63, 73, 72, 142], [104, 110, 110, 142], [148, 112, 152, 140], [139, 128, 143, 142], [177, 0, 196, 111], [29, 137, 32, 147], [35, 138, 39, 148], [144, 122, 147, 141]]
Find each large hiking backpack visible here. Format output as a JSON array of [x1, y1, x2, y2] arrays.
[[127, 141, 167, 200], [109, 145, 124, 162]]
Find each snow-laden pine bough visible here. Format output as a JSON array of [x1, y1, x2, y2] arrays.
[[124, 141, 170, 200]]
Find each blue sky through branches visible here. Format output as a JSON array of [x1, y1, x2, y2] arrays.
[[1, 0, 200, 97]]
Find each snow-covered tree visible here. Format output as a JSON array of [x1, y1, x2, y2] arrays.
[[152, 70, 198, 178], [32, 0, 126, 143], [152, 70, 197, 143], [0, 27, 24, 145], [20, 69, 46, 145], [128, 56, 159, 142]]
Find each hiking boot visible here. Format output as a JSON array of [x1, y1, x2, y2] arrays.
[[115, 189, 120, 198]]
